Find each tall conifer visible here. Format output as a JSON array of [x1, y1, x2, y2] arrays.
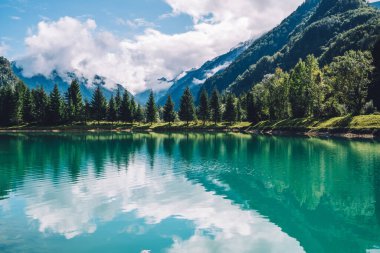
[[163, 95, 176, 124]]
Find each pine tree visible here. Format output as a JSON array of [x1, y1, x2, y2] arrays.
[[370, 38, 380, 111], [246, 92, 256, 123], [198, 89, 209, 125], [163, 95, 176, 124], [23, 88, 35, 123], [32, 86, 48, 124], [224, 93, 237, 124], [108, 95, 117, 123], [115, 87, 122, 121], [135, 104, 144, 122], [210, 88, 222, 124], [14, 81, 26, 125], [178, 87, 196, 125], [47, 84, 64, 125], [146, 90, 157, 124], [0, 85, 18, 125], [91, 86, 107, 124], [236, 97, 243, 122], [120, 91, 133, 122], [130, 97, 137, 122], [66, 80, 84, 122], [84, 99, 91, 123]]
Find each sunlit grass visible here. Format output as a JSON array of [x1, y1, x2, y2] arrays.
[[253, 115, 380, 131], [1, 115, 379, 132], [0, 121, 252, 131]]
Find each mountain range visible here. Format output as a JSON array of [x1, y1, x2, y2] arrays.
[[11, 64, 127, 101], [155, 39, 253, 108], [372, 1, 380, 9], [1, 0, 380, 105], [119, 0, 380, 104], [202, 0, 380, 95]]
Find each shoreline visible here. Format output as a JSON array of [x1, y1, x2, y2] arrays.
[[0, 126, 379, 140], [251, 129, 379, 140], [1, 115, 380, 139]]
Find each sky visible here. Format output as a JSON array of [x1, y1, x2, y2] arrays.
[[0, 0, 377, 93]]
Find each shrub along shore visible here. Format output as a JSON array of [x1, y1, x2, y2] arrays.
[[1, 115, 379, 139]]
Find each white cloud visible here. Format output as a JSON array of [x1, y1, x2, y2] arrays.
[[17, 0, 304, 94], [10, 16, 21, 20], [193, 78, 206, 85], [205, 61, 231, 78], [116, 18, 157, 29], [10, 153, 304, 252]]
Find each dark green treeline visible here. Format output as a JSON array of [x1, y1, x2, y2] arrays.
[[0, 49, 379, 126]]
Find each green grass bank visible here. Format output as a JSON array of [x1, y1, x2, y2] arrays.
[[0, 114, 380, 138]]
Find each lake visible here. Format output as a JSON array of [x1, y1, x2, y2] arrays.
[[0, 133, 379, 253]]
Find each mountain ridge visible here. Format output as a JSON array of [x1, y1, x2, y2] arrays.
[[200, 0, 320, 95], [229, 0, 380, 93], [155, 39, 253, 108], [371, 1, 380, 8], [11, 64, 129, 100]]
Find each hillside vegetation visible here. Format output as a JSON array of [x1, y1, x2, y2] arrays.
[[200, 0, 380, 95], [253, 114, 380, 135], [201, 0, 320, 94]]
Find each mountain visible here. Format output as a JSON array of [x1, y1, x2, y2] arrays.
[[229, 0, 379, 94], [11, 64, 129, 101], [135, 88, 168, 105], [201, 0, 320, 95], [201, 0, 380, 95], [0, 57, 21, 88], [156, 40, 253, 109], [371, 1, 380, 9]]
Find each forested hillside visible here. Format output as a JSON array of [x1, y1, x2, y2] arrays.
[[230, 0, 380, 94], [201, 0, 320, 94], [201, 0, 380, 95]]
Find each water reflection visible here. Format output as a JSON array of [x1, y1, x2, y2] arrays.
[[0, 133, 379, 253]]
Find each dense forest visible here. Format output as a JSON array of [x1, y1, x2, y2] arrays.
[[202, 0, 380, 95], [0, 46, 378, 126]]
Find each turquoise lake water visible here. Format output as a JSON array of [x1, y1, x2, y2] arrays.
[[0, 133, 380, 253]]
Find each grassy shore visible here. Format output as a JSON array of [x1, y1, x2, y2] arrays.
[[1, 114, 380, 137], [0, 121, 252, 132], [252, 114, 380, 137]]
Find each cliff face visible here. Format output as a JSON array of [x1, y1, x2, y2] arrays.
[[0, 57, 21, 88]]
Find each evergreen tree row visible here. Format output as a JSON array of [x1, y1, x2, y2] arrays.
[[0, 80, 144, 126], [0, 49, 378, 126], [159, 50, 379, 125]]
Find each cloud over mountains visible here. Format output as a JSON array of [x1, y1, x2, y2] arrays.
[[17, 0, 303, 94]]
